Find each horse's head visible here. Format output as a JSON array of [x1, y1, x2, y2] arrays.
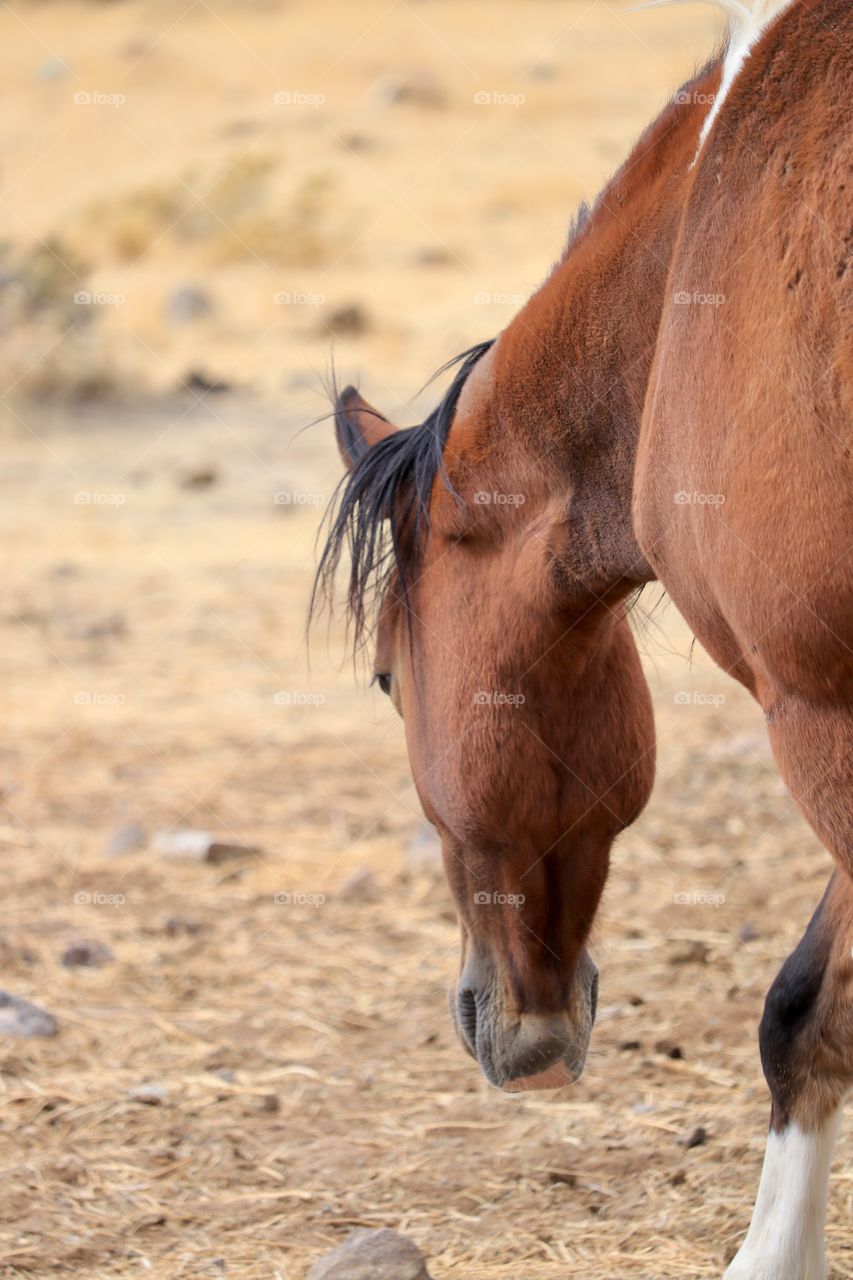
[[317, 335, 655, 1091]]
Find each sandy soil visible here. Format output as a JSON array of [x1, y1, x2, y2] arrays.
[[0, 2, 850, 1279]]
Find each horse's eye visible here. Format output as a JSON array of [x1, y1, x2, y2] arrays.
[[374, 672, 392, 696]]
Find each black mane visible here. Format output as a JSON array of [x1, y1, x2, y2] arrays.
[[313, 339, 494, 648]]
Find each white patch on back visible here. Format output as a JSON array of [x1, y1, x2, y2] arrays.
[[723, 1104, 844, 1280], [697, 0, 799, 152]]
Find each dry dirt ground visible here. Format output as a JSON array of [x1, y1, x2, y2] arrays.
[[0, 2, 850, 1279]]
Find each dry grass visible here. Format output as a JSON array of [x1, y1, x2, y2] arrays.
[[0, 2, 850, 1278], [0, 394, 850, 1280]]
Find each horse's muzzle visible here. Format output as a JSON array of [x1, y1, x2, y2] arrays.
[[451, 954, 599, 1092]]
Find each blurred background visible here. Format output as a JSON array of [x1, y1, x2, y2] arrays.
[[1, 2, 847, 1278]]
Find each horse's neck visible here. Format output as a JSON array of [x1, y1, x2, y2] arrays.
[[496, 60, 723, 592]]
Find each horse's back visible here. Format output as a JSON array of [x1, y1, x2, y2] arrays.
[[636, 0, 853, 704]]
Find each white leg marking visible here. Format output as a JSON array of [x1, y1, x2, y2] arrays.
[[724, 1104, 843, 1280]]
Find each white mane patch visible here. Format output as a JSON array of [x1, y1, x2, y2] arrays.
[[637, 1, 799, 151], [697, 0, 798, 148]]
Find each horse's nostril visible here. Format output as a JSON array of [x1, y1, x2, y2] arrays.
[[589, 969, 599, 1025], [457, 988, 478, 1048]]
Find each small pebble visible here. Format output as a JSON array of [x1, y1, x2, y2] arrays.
[[405, 821, 442, 873], [167, 285, 213, 325], [670, 940, 710, 965], [61, 939, 114, 968], [325, 305, 368, 337], [0, 991, 58, 1038], [128, 1082, 167, 1106], [655, 1039, 684, 1060], [179, 467, 218, 490], [372, 70, 445, 108], [152, 830, 260, 864], [337, 868, 380, 902], [163, 916, 204, 937], [183, 369, 231, 394], [104, 823, 146, 857]]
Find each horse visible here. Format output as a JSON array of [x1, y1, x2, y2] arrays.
[[315, 0, 852, 1274]]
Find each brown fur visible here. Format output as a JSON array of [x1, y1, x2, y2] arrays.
[[325, 0, 853, 1112]]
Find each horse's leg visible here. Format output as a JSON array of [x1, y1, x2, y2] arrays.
[[724, 692, 853, 1278], [724, 866, 852, 1278]]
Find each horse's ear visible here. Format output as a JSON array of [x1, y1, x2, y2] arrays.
[[335, 386, 400, 471]]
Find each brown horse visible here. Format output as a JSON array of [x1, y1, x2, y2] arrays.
[[316, 0, 852, 1274]]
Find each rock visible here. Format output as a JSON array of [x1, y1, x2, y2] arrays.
[[669, 939, 710, 966], [151, 830, 260, 864], [307, 1229, 432, 1280], [163, 916, 203, 937], [405, 822, 442, 873], [37, 57, 69, 82], [338, 132, 375, 152], [682, 1125, 708, 1150], [0, 992, 58, 1038], [50, 561, 79, 579], [655, 1039, 684, 1060], [104, 822, 146, 857], [183, 369, 231, 394], [82, 612, 127, 642], [128, 1082, 167, 1106], [412, 246, 453, 267], [179, 467, 218, 490], [61, 939, 114, 968], [526, 60, 559, 81], [739, 921, 758, 943], [325, 304, 368, 337], [372, 70, 445, 108], [337, 868, 380, 902], [167, 285, 213, 325]]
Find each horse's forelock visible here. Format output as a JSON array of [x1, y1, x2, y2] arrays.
[[312, 339, 494, 651]]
